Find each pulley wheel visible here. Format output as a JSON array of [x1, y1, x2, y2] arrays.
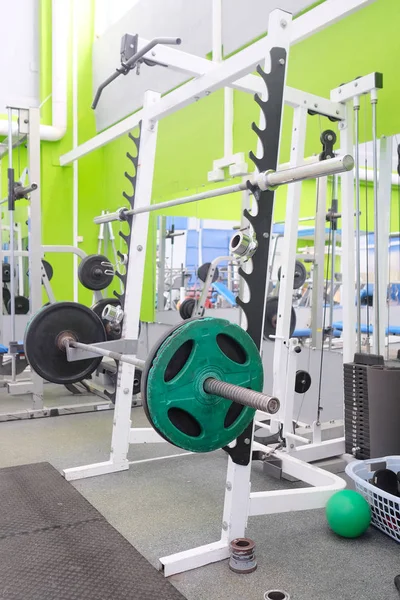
[[141, 317, 263, 452], [2, 287, 10, 307], [2, 262, 11, 283], [277, 260, 307, 289], [263, 296, 296, 341], [78, 254, 114, 291], [7, 296, 30, 315], [320, 129, 337, 145], [295, 370, 312, 394], [91, 297, 122, 340], [197, 262, 219, 283], [24, 301, 107, 384], [179, 298, 196, 320], [42, 259, 53, 281]]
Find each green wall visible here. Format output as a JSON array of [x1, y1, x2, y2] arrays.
[[3, 0, 399, 317]]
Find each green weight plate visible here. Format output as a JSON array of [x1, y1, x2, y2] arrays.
[[24, 301, 107, 384], [142, 318, 263, 453]]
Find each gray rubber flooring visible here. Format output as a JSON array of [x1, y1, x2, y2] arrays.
[[0, 385, 398, 600]]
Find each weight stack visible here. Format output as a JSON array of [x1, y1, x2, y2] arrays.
[[344, 353, 400, 459]]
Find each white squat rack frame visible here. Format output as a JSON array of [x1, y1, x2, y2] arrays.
[[60, 1, 377, 576], [0, 108, 109, 412]]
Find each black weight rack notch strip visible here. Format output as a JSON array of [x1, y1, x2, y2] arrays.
[[226, 47, 287, 466], [114, 125, 142, 310]]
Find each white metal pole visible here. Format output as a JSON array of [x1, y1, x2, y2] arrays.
[[311, 176, 328, 349], [354, 96, 362, 352], [328, 175, 338, 348], [7, 108, 16, 380], [28, 108, 44, 406], [212, 0, 222, 63], [272, 106, 307, 433], [157, 216, 166, 311], [72, 0, 79, 303], [371, 89, 380, 354], [64, 91, 161, 482], [109, 92, 160, 469], [340, 101, 356, 363], [224, 88, 234, 158], [376, 136, 392, 355], [16, 223, 23, 297], [223, 6, 292, 551]]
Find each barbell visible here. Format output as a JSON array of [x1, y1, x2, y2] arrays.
[[24, 302, 280, 453]]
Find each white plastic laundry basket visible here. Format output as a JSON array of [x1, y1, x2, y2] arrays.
[[345, 456, 400, 542]]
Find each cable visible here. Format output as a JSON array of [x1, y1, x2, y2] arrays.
[[364, 95, 371, 349], [316, 210, 333, 422]]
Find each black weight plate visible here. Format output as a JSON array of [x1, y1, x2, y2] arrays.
[[295, 370, 312, 394], [2, 287, 10, 307], [141, 322, 188, 445], [2, 262, 11, 283], [277, 260, 307, 289], [42, 259, 53, 281], [78, 254, 114, 291], [197, 262, 219, 283], [179, 298, 195, 320], [7, 296, 30, 315], [24, 302, 107, 384], [293, 261, 307, 289], [91, 298, 122, 340], [263, 296, 296, 341]]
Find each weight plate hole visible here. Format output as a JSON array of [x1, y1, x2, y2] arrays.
[[216, 334, 247, 364], [167, 407, 201, 438], [231, 234, 241, 249], [264, 592, 289, 600], [164, 339, 194, 382], [224, 402, 244, 428]]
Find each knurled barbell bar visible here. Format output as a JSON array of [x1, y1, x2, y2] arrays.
[[24, 302, 279, 452], [93, 155, 354, 225]]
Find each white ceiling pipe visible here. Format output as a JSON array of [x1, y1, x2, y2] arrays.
[[0, 0, 68, 140]]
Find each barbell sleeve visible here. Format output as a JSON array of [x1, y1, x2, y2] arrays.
[[203, 378, 280, 414], [257, 154, 354, 190], [93, 154, 355, 225]]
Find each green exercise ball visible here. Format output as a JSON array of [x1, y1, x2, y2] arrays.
[[326, 490, 371, 538]]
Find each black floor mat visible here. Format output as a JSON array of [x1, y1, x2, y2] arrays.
[[0, 462, 186, 600]]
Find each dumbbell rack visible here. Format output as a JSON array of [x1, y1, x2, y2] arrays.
[[58, 8, 355, 577]]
